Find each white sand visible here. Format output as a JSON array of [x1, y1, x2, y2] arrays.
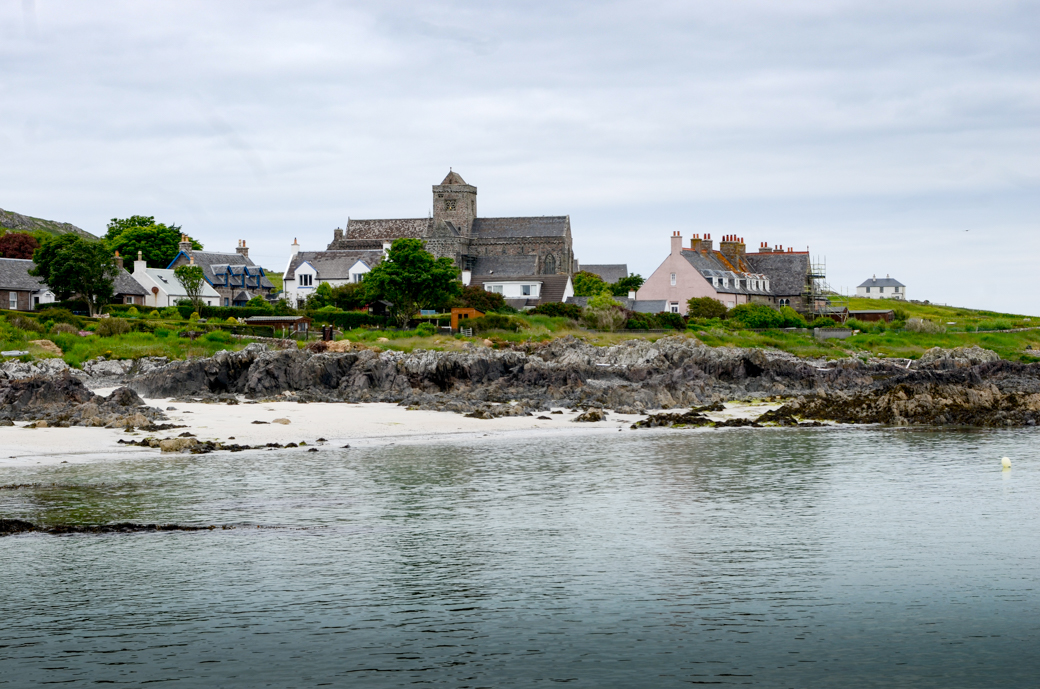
[[0, 398, 781, 468]]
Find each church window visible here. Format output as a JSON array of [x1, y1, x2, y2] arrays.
[[544, 254, 556, 274], [444, 199, 457, 211]]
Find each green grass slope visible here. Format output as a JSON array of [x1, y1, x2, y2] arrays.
[[0, 207, 98, 240]]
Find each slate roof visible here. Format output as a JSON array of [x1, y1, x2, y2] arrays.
[[345, 218, 430, 241], [857, 276, 905, 288], [470, 255, 538, 276], [681, 251, 772, 296], [441, 170, 467, 185], [141, 268, 222, 300], [566, 296, 669, 314], [743, 252, 811, 297], [0, 258, 48, 291], [471, 216, 570, 238], [468, 274, 572, 305], [285, 250, 383, 281], [579, 264, 628, 283], [114, 269, 148, 296], [171, 250, 275, 290]]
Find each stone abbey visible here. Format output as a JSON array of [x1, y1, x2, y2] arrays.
[[327, 171, 575, 277]]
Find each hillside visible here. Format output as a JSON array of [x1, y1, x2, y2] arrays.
[[0, 207, 98, 240]]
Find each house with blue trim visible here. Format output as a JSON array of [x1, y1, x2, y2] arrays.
[[282, 238, 382, 308], [166, 237, 275, 306]]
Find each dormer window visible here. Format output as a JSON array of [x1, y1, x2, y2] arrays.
[[299, 274, 313, 287]]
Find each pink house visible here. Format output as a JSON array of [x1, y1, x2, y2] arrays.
[[637, 232, 811, 315]]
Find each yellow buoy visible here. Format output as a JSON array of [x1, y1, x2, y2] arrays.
[[1002, 457, 1012, 469]]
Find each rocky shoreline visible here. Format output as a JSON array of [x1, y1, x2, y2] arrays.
[[2, 337, 1037, 429]]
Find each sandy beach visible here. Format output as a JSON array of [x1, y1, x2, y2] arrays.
[[0, 395, 781, 468]]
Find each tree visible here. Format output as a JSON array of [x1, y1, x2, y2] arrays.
[[245, 295, 274, 312], [330, 283, 368, 311], [30, 234, 118, 317], [687, 296, 728, 319], [452, 285, 505, 313], [573, 271, 608, 297], [0, 232, 40, 259], [363, 238, 462, 326], [106, 216, 202, 268], [173, 264, 206, 314], [610, 273, 645, 296], [306, 281, 336, 309], [581, 291, 627, 331]]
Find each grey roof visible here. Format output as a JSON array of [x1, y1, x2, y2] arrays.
[[173, 250, 275, 290], [113, 268, 148, 296], [857, 276, 905, 288], [244, 315, 311, 323], [344, 218, 430, 241], [849, 309, 895, 315], [579, 264, 628, 283], [469, 274, 572, 305], [743, 252, 811, 297], [0, 258, 48, 291], [681, 250, 772, 296], [140, 268, 222, 300], [471, 216, 570, 238], [285, 250, 383, 281], [567, 296, 669, 314], [470, 255, 538, 276]]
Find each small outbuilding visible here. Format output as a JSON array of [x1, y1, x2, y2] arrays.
[[451, 308, 483, 332], [849, 309, 895, 323], [243, 315, 312, 336]]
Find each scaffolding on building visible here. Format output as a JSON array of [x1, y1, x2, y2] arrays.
[[803, 255, 828, 319]]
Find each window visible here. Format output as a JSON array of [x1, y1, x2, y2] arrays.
[[865, 286, 870, 293], [9, 292, 18, 309], [544, 254, 556, 274], [487, 285, 503, 294], [224, 298, 229, 306], [670, 272, 676, 286], [299, 274, 313, 287], [779, 298, 790, 307], [125, 296, 134, 304], [444, 199, 457, 211], [895, 286, 900, 292], [879, 286, 884, 293], [352, 273, 364, 283], [670, 302, 679, 314], [522, 285, 531, 296], [34, 296, 39, 306]]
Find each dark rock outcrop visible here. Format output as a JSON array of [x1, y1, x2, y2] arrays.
[[0, 374, 166, 427]]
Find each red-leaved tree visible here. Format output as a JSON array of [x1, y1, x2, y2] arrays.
[[0, 232, 40, 259]]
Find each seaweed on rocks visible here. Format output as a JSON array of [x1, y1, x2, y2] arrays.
[[1, 518, 221, 537]]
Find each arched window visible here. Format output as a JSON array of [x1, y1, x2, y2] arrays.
[[543, 254, 556, 274]]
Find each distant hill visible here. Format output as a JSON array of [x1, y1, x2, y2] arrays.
[[0, 207, 98, 240]]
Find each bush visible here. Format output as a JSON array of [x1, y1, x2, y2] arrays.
[[415, 322, 437, 337], [7, 315, 43, 332], [311, 311, 386, 330], [188, 312, 200, 322], [204, 330, 234, 344], [95, 317, 131, 337], [777, 306, 807, 328], [51, 323, 79, 335], [809, 317, 839, 328], [978, 320, 1012, 332], [453, 285, 505, 313], [906, 318, 946, 334], [686, 297, 728, 319], [225, 316, 239, 324], [728, 303, 783, 329], [155, 328, 170, 338], [469, 313, 526, 332], [125, 306, 140, 316], [626, 311, 685, 330], [36, 308, 83, 328], [845, 318, 870, 331], [148, 310, 161, 319], [893, 307, 909, 321], [160, 306, 181, 319], [529, 302, 582, 320]]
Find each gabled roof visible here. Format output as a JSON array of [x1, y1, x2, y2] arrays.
[[579, 264, 628, 283], [471, 216, 570, 238], [567, 296, 669, 314], [343, 218, 431, 242], [114, 268, 148, 296], [169, 250, 274, 289], [141, 268, 221, 299], [285, 250, 383, 281], [469, 274, 572, 305], [743, 252, 811, 297], [857, 276, 904, 288], [680, 250, 772, 296], [0, 258, 48, 291], [440, 170, 467, 185], [470, 255, 538, 276]]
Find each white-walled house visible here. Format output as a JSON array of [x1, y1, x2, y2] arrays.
[[129, 253, 221, 308], [856, 275, 906, 300], [467, 273, 574, 310], [282, 240, 383, 308]]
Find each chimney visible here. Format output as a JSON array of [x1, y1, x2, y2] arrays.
[[236, 239, 249, 258], [689, 234, 701, 252], [291, 238, 300, 257], [700, 233, 713, 252], [178, 234, 192, 254], [719, 234, 746, 262], [382, 241, 392, 256], [758, 241, 773, 253], [333, 228, 344, 241], [461, 269, 472, 286], [628, 290, 636, 299], [190, 256, 195, 265], [133, 251, 146, 275], [114, 250, 123, 270], [670, 231, 683, 256]]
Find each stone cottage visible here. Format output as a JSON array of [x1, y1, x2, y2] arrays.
[[167, 237, 275, 306]]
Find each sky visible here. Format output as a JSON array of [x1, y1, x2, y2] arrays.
[[1, 0, 1038, 312]]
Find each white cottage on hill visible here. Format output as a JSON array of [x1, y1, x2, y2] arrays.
[[856, 275, 906, 300]]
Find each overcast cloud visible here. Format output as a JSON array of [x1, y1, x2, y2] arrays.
[[1, 0, 1037, 311]]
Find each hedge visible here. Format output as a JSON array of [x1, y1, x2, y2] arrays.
[[529, 302, 582, 319], [308, 311, 386, 330], [625, 311, 685, 330]]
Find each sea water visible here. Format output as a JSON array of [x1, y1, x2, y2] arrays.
[[1, 427, 1038, 687]]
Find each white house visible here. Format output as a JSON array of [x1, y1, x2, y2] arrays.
[[282, 239, 383, 307], [467, 273, 574, 310], [129, 253, 221, 308], [856, 275, 906, 300]]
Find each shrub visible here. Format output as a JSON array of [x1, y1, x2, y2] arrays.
[[906, 318, 946, 334], [582, 293, 627, 332], [148, 310, 161, 319], [204, 330, 234, 344], [845, 318, 870, 331], [160, 306, 181, 319], [978, 320, 1012, 332], [453, 285, 505, 313], [686, 297, 727, 319], [312, 311, 386, 330], [95, 317, 131, 337], [8, 315, 43, 332], [188, 312, 200, 322], [51, 323, 78, 335], [777, 306, 807, 328], [728, 303, 783, 329], [893, 307, 909, 321], [469, 313, 526, 332], [809, 317, 839, 328], [529, 302, 582, 320], [155, 328, 170, 338], [415, 322, 437, 337], [225, 316, 239, 324], [126, 306, 140, 316], [37, 308, 82, 328]]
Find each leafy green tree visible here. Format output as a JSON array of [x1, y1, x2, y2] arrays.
[[582, 291, 627, 331], [0, 232, 40, 259], [30, 235, 118, 317], [306, 281, 336, 309], [105, 216, 202, 268], [687, 296, 728, 319], [573, 271, 608, 297], [245, 295, 274, 312], [777, 306, 807, 328], [173, 264, 206, 314], [728, 303, 784, 329], [610, 274, 645, 296], [330, 283, 368, 311], [363, 238, 461, 326], [452, 285, 505, 313]]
